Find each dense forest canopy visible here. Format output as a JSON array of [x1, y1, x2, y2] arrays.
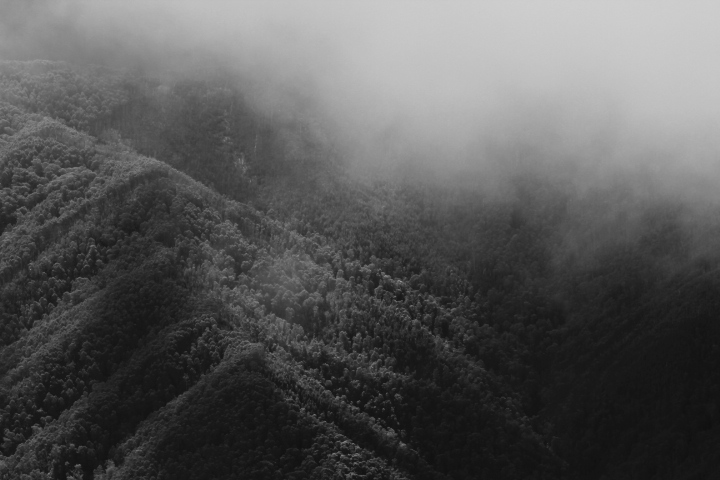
[[1, 2, 720, 480]]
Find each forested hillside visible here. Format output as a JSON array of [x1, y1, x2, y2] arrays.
[[1, 60, 719, 480]]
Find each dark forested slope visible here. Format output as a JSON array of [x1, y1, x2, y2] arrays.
[[0, 61, 562, 480], [1, 60, 719, 480]]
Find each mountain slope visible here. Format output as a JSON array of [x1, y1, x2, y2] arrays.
[[0, 61, 563, 480], [3, 59, 720, 480]]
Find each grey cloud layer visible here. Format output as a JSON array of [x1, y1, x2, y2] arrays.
[[2, 1, 719, 181]]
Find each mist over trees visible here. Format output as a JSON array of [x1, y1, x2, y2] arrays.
[[1, 2, 720, 480], [4, 1, 720, 181]]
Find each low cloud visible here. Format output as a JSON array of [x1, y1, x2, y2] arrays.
[[2, 1, 720, 190]]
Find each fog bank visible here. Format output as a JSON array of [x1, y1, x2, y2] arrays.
[[2, 1, 720, 186]]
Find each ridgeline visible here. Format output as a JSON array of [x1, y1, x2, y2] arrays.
[[1, 60, 718, 480]]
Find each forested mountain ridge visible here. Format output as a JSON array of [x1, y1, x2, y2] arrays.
[[1, 60, 719, 480], [0, 60, 562, 479]]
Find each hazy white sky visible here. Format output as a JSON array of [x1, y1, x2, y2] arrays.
[[189, 1, 720, 125], [3, 1, 720, 171]]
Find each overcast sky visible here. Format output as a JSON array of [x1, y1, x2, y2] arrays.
[[3, 1, 720, 176]]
